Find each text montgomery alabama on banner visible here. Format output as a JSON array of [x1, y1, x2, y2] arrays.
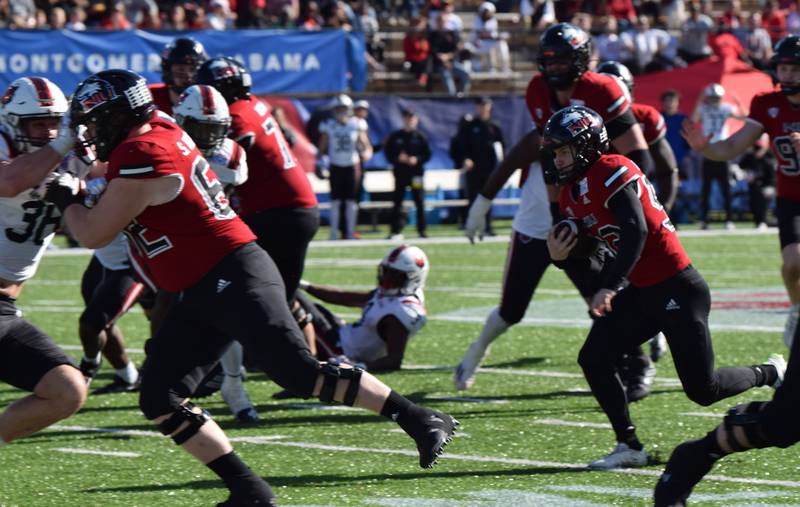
[[0, 29, 367, 94]]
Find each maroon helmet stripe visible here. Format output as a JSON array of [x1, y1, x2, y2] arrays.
[[228, 142, 241, 169], [28, 77, 53, 103], [200, 85, 214, 116], [387, 245, 406, 263]]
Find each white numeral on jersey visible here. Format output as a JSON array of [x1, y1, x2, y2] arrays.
[[261, 116, 296, 170], [641, 175, 664, 212], [774, 136, 800, 176], [125, 220, 173, 259], [190, 156, 236, 220]]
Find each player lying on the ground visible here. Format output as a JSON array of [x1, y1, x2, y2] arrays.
[[0, 77, 86, 447], [272, 245, 428, 400], [654, 324, 799, 506], [47, 69, 457, 506], [543, 105, 785, 470]]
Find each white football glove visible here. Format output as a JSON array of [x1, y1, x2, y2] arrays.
[[48, 110, 76, 156], [465, 194, 492, 244]]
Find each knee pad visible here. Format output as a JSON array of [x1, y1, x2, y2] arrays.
[[156, 401, 211, 445], [292, 303, 313, 329], [720, 402, 771, 451], [318, 362, 363, 406]]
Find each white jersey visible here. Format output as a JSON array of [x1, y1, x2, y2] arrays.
[[94, 233, 131, 271], [511, 162, 551, 240], [699, 103, 736, 143], [206, 138, 248, 186], [0, 132, 65, 282], [338, 289, 427, 362], [320, 117, 364, 166]]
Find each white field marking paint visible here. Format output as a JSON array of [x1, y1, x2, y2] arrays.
[[228, 436, 287, 443], [546, 485, 797, 502], [386, 428, 471, 438], [681, 411, 726, 418], [54, 447, 141, 458], [280, 403, 359, 411], [425, 395, 508, 404], [60, 344, 146, 354], [47, 424, 800, 488], [25, 279, 82, 285], [533, 419, 611, 429]]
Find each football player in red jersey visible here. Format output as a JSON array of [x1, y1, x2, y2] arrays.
[[148, 37, 208, 116], [454, 23, 656, 392], [48, 70, 456, 506], [0, 78, 87, 448], [684, 35, 800, 350], [544, 106, 785, 470]]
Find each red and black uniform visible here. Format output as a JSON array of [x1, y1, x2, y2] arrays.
[[229, 96, 319, 300], [749, 90, 800, 247], [107, 120, 319, 419], [564, 154, 765, 443], [632, 103, 666, 146], [147, 83, 173, 116]]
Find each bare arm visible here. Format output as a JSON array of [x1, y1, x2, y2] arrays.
[[610, 123, 648, 154], [0, 145, 64, 198], [303, 283, 374, 307], [63, 177, 178, 248], [358, 130, 373, 162], [367, 316, 411, 372], [479, 128, 541, 199], [317, 132, 329, 158], [649, 137, 679, 212], [683, 119, 764, 161]]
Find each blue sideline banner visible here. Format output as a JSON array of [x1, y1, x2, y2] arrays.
[[0, 29, 366, 94]]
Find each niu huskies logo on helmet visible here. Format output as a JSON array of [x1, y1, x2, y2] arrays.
[[76, 80, 117, 113], [561, 111, 597, 135], [209, 60, 237, 79]]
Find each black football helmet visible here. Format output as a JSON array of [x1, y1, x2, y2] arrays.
[[537, 23, 592, 90], [770, 35, 800, 95], [70, 69, 156, 162], [541, 106, 609, 185], [596, 61, 635, 97], [195, 57, 252, 105], [161, 37, 208, 93]]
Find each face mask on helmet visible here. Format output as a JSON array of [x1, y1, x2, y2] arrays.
[[178, 116, 230, 153], [541, 107, 608, 185], [771, 36, 800, 95], [537, 23, 591, 91], [161, 38, 208, 93], [0, 77, 68, 153], [378, 264, 411, 293]]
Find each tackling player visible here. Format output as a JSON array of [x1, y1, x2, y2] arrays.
[[49, 69, 457, 505], [544, 105, 785, 470], [454, 23, 655, 391], [148, 37, 208, 116], [0, 77, 86, 446], [683, 35, 800, 349]]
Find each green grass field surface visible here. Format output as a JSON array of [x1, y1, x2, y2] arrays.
[[1, 225, 798, 506]]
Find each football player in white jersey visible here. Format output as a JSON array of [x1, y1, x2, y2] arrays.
[[317, 94, 372, 240], [294, 245, 428, 374], [175, 84, 256, 422], [0, 76, 87, 447]]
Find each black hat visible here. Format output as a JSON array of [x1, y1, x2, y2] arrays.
[[401, 107, 417, 117], [476, 96, 493, 105]]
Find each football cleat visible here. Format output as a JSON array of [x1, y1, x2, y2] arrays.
[[221, 375, 258, 419], [588, 442, 647, 470], [654, 439, 718, 507], [216, 479, 277, 507], [626, 363, 656, 403], [234, 407, 260, 424], [783, 304, 799, 348], [765, 353, 787, 389], [453, 340, 491, 391], [92, 374, 140, 395], [79, 358, 100, 385], [406, 407, 459, 468], [649, 332, 668, 362]]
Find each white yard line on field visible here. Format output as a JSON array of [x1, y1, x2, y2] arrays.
[[48, 424, 800, 489], [54, 447, 140, 458], [533, 419, 611, 429]]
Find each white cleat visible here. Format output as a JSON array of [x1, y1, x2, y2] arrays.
[[453, 340, 491, 391], [649, 332, 668, 362], [784, 304, 799, 349], [765, 354, 787, 389], [588, 442, 648, 470]]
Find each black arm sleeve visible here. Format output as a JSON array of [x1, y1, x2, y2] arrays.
[[626, 148, 655, 176], [601, 181, 648, 291], [605, 108, 637, 140]]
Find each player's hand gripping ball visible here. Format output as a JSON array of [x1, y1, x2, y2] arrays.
[[553, 218, 599, 258]]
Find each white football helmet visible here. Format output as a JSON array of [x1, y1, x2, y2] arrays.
[[174, 84, 231, 154], [378, 245, 430, 296], [0, 77, 68, 153], [704, 83, 725, 100], [330, 93, 353, 120]]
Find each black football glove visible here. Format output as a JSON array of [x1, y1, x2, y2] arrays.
[[44, 172, 83, 213]]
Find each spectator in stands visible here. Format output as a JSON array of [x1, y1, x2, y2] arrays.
[[660, 89, 690, 175], [450, 97, 504, 237], [165, 3, 188, 30], [601, 0, 637, 30], [622, 14, 675, 74], [101, 2, 132, 29], [122, 0, 158, 26], [595, 16, 632, 64], [679, 1, 713, 64], [208, 0, 235, 30], [34, 8, 47, 28], [297, 1, 323, 30], [747, 12, 774, 69], [739, 139, 776, 231], [185, 3, 209, 29], [660, 0, 686, 31], [386, 108, 432, 240], [710, 20, 750, 64], [428, 13, 471, 96], [720, 0, 744, 30], [439, 0, 463, 32], [468, 2, 511, 74], [353, 1, 385, 71], [10, 0, 35, 28], [403, 17, 431, 87], [763, 0, 787, 43], [787, 1, 800, 34], [137, 7, 162, 29], [49, 6, 67, 29], [570, 12, 592, 33], [66, 5, 87, 30]]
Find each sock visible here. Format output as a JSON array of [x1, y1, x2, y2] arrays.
[[329, 199, 341, 239], [83, 352, 101, 365], [207, 451, 271, 495], [700, 429, 726, 458], [380, 390, 414, 422], [477, 307, 510, 348], [345, 200, 358, 238], [221, 342, 244, 378], [621, 426, 643, 451], [750, 364, 778, 387], [115, 362, 138, 384]]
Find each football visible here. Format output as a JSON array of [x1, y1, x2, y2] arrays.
[[553, 217, 600, 258]]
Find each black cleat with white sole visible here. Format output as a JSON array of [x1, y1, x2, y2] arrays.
[[402, 407, 459, 468]]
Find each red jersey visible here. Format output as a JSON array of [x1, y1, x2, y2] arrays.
[[525, 71, 631, 132], [632, 103, 666, 146], [749, 90, 800, 202], [147, 83, 173, 116], [559, 154, 690, 288], [106, 119, 256, 292], [229, 97, 317, 215]]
